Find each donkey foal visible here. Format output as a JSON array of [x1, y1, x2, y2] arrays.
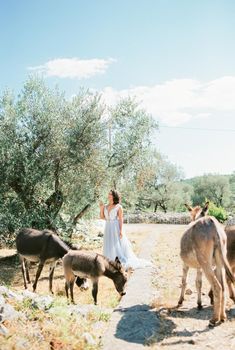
[[63, 251, 128, 304]]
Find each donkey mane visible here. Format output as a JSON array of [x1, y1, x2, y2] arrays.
[[93, 253, 122, 272]]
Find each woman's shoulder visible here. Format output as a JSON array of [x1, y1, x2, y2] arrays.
[[117, 203, 123, 210]]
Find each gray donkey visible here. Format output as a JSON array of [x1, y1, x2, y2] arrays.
[[63, 251, 128, 304], [16, 228, 88, 293], [178, 202, 235, 326]]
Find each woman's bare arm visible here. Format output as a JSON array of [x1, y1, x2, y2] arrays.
[[118, 205, 123, 239], [99, 201, 105, 219]]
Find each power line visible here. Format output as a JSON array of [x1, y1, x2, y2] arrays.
[[159, 125, 235, 133]]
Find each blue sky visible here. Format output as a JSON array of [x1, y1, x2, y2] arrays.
[[1, 0, 235, 177]]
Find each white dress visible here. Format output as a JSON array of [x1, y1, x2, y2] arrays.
[[103, 204, 152, 269]]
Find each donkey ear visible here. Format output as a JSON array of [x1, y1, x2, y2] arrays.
[[185, 203, 192, 212], [115, 256, 122, 269], [115, 256, 120, 263], [202, 201, 210, 215]]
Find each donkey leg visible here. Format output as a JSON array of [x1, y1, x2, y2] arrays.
[[49, 262, 56, 294], [33, 261, 45, 292], [177, 264, 189, 307], [21, 257, 28, 289], [92, 278, 99, 305], [25, 261, 31, 284], [69, 279, 75, 304], [196, 268, 203, 309], [200, 264, 222, 326], [214, 258, 226, 322], [208, 288, 214, 305], [65, 281, 69, 301], [212, 248, 227, 322], [227, 267, 235, 303]]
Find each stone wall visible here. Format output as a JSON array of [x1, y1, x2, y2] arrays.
[[123, 211, 191, 225]]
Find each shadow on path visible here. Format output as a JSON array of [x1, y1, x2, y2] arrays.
[[114, 304, 174, 345], [114, 304, 220, 346]]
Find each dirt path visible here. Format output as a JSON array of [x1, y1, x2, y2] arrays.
[[103, 224, 235, 350], [103, 224, 162, 350], [151, 225, 235, 349]]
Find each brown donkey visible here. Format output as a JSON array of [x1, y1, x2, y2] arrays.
[[208, 225, 235, 305], [178, 202, 235, 326], [16, 228, 88, 293], [63, 251, 128, 304]]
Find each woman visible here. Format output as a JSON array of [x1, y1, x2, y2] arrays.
[[99, 190, 152, 269]]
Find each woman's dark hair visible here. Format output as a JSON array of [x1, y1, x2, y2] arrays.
[[110, 189, 121, 204]]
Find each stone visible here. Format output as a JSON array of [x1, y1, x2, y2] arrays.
[[0, 302, 20, 322], [0, 295, 5, 306], [0, 324, 9, 336], [0, 286, 9, 296], [82, 332, 96, 345], [32, 295, 54, 310], [21, 290, 37, 299]]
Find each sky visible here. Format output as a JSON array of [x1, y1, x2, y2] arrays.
[[1, 0, 235, 178]]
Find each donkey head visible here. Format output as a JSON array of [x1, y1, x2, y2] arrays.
[[185, 202, 210, 222], [112, 257, 128, 296]]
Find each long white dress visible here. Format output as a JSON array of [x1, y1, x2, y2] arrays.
[[103, 204, 152, 269]]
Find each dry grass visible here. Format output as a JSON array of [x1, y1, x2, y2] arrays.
[[0, 224, 149, 350]]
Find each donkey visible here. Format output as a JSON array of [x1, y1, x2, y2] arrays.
[[63, 251, 128, 304], [208, 225, 235, 305], [178, 202, 235, 326], [16, 228, 88, 293]]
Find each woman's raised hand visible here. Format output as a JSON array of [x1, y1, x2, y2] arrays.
[[99, 201, 104, 207]]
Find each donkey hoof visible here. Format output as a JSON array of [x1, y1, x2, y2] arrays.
[[197, 303, 203, 310], [220, 315, 227, 323], [177, 300, 183, 308], [208, 319, 220, 328]]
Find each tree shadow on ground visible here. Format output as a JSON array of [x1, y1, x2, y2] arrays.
[[114, 304, 168, 345], [0, 256, 20, 286], [114, 304, 217, 346]]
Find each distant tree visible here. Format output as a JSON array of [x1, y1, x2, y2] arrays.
[[191, 174, 232, 208], [133, 150, 192, 212]]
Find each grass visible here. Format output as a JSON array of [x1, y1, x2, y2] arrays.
[[0, 224, 148, 349]]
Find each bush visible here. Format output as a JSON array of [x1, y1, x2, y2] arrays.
[[208, 202, 228, 223]]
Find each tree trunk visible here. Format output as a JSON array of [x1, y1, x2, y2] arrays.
[[73, 204, 91, 224]]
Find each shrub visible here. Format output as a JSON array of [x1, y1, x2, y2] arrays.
[[208, 202, 228, 223]]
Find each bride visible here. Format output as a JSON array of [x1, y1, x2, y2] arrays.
[[99, 189, 152, 269]]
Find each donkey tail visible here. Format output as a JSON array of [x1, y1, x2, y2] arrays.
[[215, 224, 235, 284]]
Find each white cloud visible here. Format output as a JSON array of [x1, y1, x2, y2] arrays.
[[101, 76, 235, 125], [28, 57, 116, 79]]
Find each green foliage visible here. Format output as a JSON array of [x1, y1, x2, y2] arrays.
[[0, 77, 156, 240], [189, 174, 232, 208], [208, 202, 228, 223], [120, 149, 191, 212]]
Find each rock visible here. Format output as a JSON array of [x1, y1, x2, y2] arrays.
[[21, 290, 37, 299], [0, 286, 9, 296], [185, 288, 193, 295], [82, 332, 96, 345], [32, 295, 54, 310], [0, 324, 9, 336], [0, 295, 5, 306], [0, 302, 20, 322], [92, 321, 106, 330]]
